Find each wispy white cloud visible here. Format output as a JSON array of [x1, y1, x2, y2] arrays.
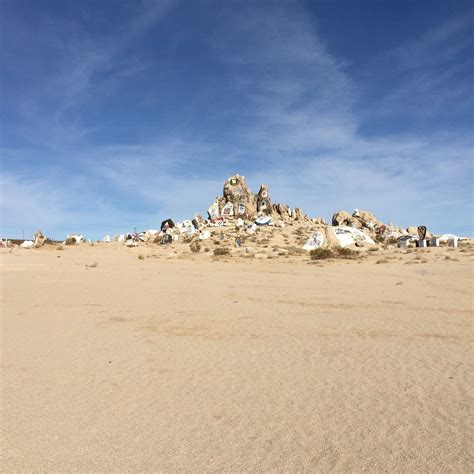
[[361, 12, 473, 126], [1, 1, 472, 240], [3, 0, 175, 149], [391, 14, 472, 72]]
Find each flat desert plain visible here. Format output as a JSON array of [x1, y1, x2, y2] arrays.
[[1, 243, 473, 472]]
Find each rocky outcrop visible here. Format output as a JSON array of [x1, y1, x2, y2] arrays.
[[257, 184, 272, 215], [34, 230, 46, 248], [207, 174, 314, 224], [332, 210, 361, 228], [221, 174, 257, 219]]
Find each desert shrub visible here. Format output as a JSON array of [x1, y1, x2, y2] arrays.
[[138, 254, 145, 260], [376, 258, 389, 264], [190, 241, 201, 253], [310, 248, 333, 260], [287, 246, 306, 256], [213, 247, 230, 256], [334, 247, 358, 259]]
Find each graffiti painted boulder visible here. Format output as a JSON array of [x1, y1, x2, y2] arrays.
[[207, 201, 220, 220], [331, 226, 375, 248], [302, 231, 325, 251], [257, 184, 272, 215]]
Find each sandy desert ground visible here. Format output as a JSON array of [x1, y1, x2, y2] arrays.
[[1, 241, 473, 472]]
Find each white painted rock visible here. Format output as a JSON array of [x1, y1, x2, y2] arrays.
[[302, 231, 325, 251]]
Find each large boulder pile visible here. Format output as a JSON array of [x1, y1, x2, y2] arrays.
[[332, 209, 406, 240]]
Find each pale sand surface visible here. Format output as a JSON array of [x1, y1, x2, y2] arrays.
[[1, 243, 473, 472]]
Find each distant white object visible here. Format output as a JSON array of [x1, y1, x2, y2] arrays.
[[236, 218, 244, 228], [102, 235, 111, 243], [125, 240, 138, 247], [416, 239, 427, 248], [199, 230, 211, 241], [20, 240, 34, 249], [255, 215, 272, 226], [208, 201, 220, 220], [246, 223, 257, 235], [439, 234, 466, 242], [429, 237, 440, 247], [118, 234, 126, 243], [398, 240, 409, 249], [68, 234, 84, 243], [302, 231, 325, 251], [333, 226, 375, 248], [143, 230, 159, 242], [448, 238, 458, 248]]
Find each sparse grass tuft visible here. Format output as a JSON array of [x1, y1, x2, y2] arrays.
[[138, 254, 145, 260]]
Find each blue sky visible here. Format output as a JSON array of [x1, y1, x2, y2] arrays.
[[1, 0, 473, 239]]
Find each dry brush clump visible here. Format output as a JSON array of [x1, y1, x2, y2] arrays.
[[213, 247, 230, 256], [183, 234, 195, 243], [190, 241, 201, 253], [310, 247, 360, 261], [287, 246, 306, 256], [310, 248, 333, 260]]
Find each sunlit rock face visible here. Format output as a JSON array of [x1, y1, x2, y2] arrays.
[[222, 174, 257, 219], [257, 184, 272, 215]]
